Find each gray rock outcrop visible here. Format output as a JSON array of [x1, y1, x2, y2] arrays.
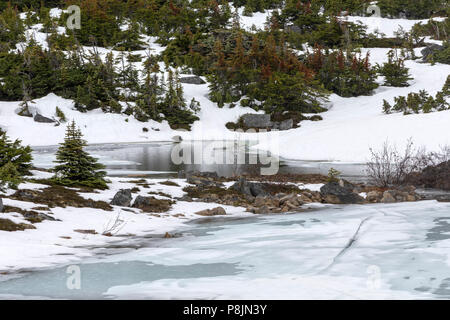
[[241, 114, 272, 129], [179, 76, 206, 85], [194, 206, 226, 216], [110, 189, 133, 207], [320, 181, 365, 204], [34, 113, 55, 123], [421, 44, 444, 62]]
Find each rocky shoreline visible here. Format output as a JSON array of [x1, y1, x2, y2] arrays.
[[0, 168, 449, 233], [104, 171, 437, 217]]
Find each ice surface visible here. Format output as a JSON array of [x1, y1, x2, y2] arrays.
[[2, 201, 450, 299]]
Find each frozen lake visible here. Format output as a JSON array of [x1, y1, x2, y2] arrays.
[[1, 201, 450, 299], [2, 142, 445, 299]]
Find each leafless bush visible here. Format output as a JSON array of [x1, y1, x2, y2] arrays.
[[102, 211, 126, 236], [366, 140, 450, 187]]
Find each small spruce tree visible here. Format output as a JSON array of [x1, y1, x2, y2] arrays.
[[378, 50, 412, 87], [53, 121, 107, 189]]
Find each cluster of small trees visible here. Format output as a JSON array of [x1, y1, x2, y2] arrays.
[[306, 47, 378, 97], [0, 122, 107, 191], [383, 75, 450, 115], [0, 0, 447, 125]]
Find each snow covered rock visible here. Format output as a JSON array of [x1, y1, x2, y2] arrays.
[[110, 189, 132, 207]]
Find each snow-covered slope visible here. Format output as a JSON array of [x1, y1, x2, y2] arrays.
[[255, 56, 450, 162]]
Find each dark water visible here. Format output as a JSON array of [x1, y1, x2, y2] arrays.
[[32, 141, 367, 180]]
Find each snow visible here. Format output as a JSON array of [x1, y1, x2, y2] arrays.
[[238, 7, 274, 31], [343, 16, 446, 38], [0, 176, 250, 273]]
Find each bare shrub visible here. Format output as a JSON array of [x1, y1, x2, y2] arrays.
[[102, 211, 126, 236], [366, 140, 450, 187]]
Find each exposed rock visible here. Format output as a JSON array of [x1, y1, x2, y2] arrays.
[[253, 196, 266, 207], [254, 205, 271, 214], [320, 182, 365, 204], [179, 76, 206, 85], [278, 119, 294, 131], [241, 114, 272, 129], [231, 178, 269, 197], [366, 190, 382, 203], [405, 161, 450, 191], [177, 195, 193, 202], [381, 191, 396, 203], [421, 44, 444, 62], [2, 205, 57, 223], [34, 113, 55, 123], [187, 175, 223, 187], [195, 206, 226, 216], [110, 189, 132, 207], [0, 198, 3, 213], [132, 195, 173, 213]]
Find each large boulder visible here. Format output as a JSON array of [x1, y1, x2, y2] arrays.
[[406, 161, 450, 191], [179, 76, 206, 85], [241, 114, 272, 129], [421, 44, 444, 62], [194, 206, 226, 216], [110, 189, 132, 207], [231, 178, 269, 197], [320, 181, 365, 204], [34, 113, 55, 123]]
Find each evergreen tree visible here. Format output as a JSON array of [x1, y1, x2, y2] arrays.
[[53, 121, 107, 189], [0, 128, 33, 190], [378, 49, 412, 87], [0, 128, 33, 175]]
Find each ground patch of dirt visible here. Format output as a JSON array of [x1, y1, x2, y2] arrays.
[[0, 218, 35, 231], [8, 186, 112, 211]]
